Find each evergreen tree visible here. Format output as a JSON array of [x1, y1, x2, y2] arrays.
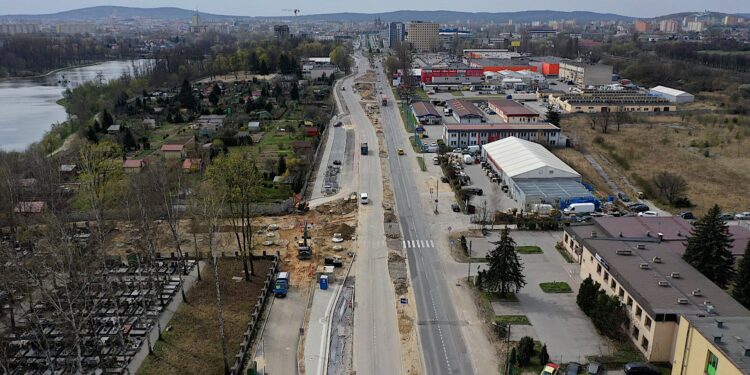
[[101, 108, 114, 128], [273, 83, 283, 98], [179, 79, 197, 110], [277, 156, 287, 175], [290, 83, 300, 100], [123, 127, 137, 150], [683, 205, 736, 288], [484, 228, 526, 297], [732, 241, 750, 308], [85, 126, 99, 143], [517, 336, 534, 366], [538, 344, 549, 366], [576, 276, 600, 315], [545, 106, 561, 126], [93, 119, 101, 133], [591, 291, 627, 340], [209, 87, 220, 106]]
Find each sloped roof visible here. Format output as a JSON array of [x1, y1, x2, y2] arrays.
[[482, 136, 579, 179], [447, 100, 484, 118], [412, 101, 441, 117]]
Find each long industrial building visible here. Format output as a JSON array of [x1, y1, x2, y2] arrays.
[[548, 91, 677, 113], [480, 137, 592, 210]]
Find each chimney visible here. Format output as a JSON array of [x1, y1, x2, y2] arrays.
[[743, 345, 750, 357], [646, 231, 651, 237], [591, 230, 597, 238], [714, 335, 723, 344], [658, 232, 664, 242], [715, 319, 724, 328]]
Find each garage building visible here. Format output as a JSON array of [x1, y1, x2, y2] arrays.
[[481, 137, 593, 210]]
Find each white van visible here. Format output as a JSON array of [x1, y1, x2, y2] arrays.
[[432, 156, 439, 165], [563, 202, 595, 215], [360, 193, 369, 204], [467, 145, 480, 154]]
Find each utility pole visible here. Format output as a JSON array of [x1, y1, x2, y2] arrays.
[[467, 240, 472, 281], [435, 178, 439, 214]]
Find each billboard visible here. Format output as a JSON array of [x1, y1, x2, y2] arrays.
[[511, 40, 521, 47]]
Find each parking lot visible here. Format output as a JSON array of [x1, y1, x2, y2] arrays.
[[460, 163, 521, 213]]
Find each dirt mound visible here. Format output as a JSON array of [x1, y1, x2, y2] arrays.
[[398, 312, 414, 335], [384, 210, 397, 223], [315, 199, 357, 216], [324, 222, 356, 238]]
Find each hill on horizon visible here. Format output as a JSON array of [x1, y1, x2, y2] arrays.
[[0, 6, 746, 23]]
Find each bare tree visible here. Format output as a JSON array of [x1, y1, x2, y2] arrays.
[[652, 171, 688, 204]]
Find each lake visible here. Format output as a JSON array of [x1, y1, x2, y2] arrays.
[[0, 59, 152, 151]]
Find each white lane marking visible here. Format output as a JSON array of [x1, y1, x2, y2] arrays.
[[408, 240, 413, 248], [429, 240, 434, 248], [402, 240, 406, 249]]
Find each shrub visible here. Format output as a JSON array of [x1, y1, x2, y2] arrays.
[[539, 344, 550, 366], [517, 336, 535, 366]]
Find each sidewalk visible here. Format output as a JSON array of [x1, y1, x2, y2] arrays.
[[303, 281, 342, 375]]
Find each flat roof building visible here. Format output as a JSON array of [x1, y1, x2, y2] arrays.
[[548, 91, 677, 113], [562, 217, 750, 363], [672, 315, 750, 375], [407, 21, 440, 52], [559, 60, 613, 87], [649, 85, 695, 104]]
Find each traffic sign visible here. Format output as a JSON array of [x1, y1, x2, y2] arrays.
[[400, 298, 408, 304]]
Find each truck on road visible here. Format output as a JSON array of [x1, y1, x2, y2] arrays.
[[361, 142, 369, 155], [273, 272, 290, 297]]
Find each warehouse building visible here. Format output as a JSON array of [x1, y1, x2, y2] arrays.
[[559, 60, 613, 87], [562, 217, 750, 363], [443, 123, 560, 147], [548, 91, 677, 113], [446, 100, 485, 124], [411, 101, 442, 125], [480, 137, 591, 209], [649, 85, 695, 104], [488, 100, 541, 123]]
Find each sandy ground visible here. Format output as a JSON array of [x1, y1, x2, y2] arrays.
[[194, 72, 279, 84]]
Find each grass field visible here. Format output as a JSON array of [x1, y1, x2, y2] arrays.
[[416, 156, 427, 171], [516, 246, 543, 254], [539, 281, 572, 293], [556, 113, 750, 214], [138, 258, 273, 375], [494, 315, 531, 325]]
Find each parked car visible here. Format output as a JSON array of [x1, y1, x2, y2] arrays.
[[451, 203, 461, 212], [627, 203, 650, 213], [719, 213, 734, 221], [441, 176, 449, 183], [617, 191, 630, 202], [565, 362, 582, 375], [461, 187, 484, 196], [332, 160, 342, 165], [735, 212, 750, 220], [398, 148, 405, 155], [679, 211, 695, 220], [623, 362, 659, 375], [638, 211, 659, 217], [334, 121, 343, 127], [541, 363, 561, 375], [636, 191, 646, 199], [586, 362, 603, 375]]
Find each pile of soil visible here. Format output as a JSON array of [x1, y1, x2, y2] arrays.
[[388, 251, 408, 295], [324, 222, 356, 238]]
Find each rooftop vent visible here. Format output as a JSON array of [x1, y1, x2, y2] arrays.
[[658, 281, 670, 287], [714, 335, 723, 344], [677, 298, 689, 304], [652, 257, 662, 263], [658, 232, 664, 241], [640, 263, 650, 269], [670, 272, 681, 279], [707, 304, 716, 314], [692, 289, 702, 296], [715, 319, 724, 328], [616, 249, 633, 255], [591, 230, 597, 238], [735, 336, 743, 342], [646, 231, 651, 237], [677, 231, 683, 237], [618, 231, 623, 237], [637, 244, 646, 250], [744, 346, 750, 357]]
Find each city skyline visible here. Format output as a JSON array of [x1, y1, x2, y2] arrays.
[[1, 0, 748, 18]]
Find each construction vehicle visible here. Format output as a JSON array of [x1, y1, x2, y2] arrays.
[[297, 222, 312, 259], [360, 142, 368, 155], [273, 272, 290, 297]]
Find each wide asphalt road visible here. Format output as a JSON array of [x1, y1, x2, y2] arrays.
[[344, 53, 403, 375], [373, 59, 473, 374]]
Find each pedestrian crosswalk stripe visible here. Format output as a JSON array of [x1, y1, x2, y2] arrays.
[[402, 239, 436, 249]]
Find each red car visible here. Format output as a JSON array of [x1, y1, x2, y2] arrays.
[[542, 363, 561, 375]]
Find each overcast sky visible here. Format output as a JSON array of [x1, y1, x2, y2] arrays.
[[3, 0, 748, 18]]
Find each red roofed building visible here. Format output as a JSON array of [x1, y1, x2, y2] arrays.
[[161, 144, 185, 159], [442, 122, 560, 148], [122, 159, 144, 173], [487, 99, 541, 123], [182, 158, 201, 173]]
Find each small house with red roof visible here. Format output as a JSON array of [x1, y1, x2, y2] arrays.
[[122, 159, 144, 173], [161, 144, 185, 159]]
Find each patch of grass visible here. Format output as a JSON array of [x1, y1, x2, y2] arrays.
[[516, 245, 543, 254], [450, 91, 464, 97], [539, 281, 572, 293], [138, 259, 274, 375], [416, 156, 427, 171], [411, 87, 429, 100], [586, 339, 645, 367], [494, 315, 531, 325]]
